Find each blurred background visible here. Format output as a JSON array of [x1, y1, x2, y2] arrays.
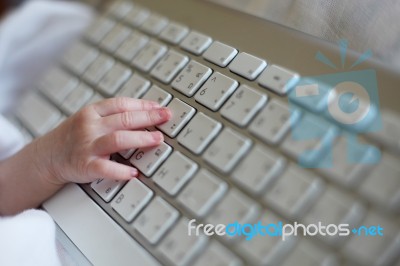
[[2, 0, 399, 71]]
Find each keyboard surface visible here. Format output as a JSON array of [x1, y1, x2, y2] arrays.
[[11, 0, 400, 265]]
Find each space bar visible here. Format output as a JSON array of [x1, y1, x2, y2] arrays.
[[43, 184, 160, 266]]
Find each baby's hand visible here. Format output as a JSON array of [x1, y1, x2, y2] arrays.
[[36, 97, 171, 185]]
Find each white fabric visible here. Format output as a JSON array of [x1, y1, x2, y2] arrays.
[[0, 0, 93, 159], [0, 115, 24, 160], [0, 1, 93, 265], [0, 210, 61, 266]]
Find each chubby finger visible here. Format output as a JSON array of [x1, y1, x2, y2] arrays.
[[93, 97, 160, 117], [102, 108, 172, 131], [94, 130, 164, 155], [88, 159, 139, 180]]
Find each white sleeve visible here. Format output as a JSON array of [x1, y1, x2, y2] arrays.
[[0, 209, 61, 266], [0, 0, 94, 113], [0, 115, 24, 161], [0, 0, 94, 159]]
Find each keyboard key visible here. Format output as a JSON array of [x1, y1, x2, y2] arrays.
[[98, 63, 132, 96], [63, 42, 99, 75], [302, 186, 366, 246], [249, 99, 301, 145], [229, 52, 267, 80], [17, 93, 61, 136], [180, 31, 212, 55], [195, 72, 238, 111], [141, 85, 172, 106], [359, 153, 400, 212], [84, 53, 115, 85], [232, 145, 286, 195], [91, 178, 126, 203], [132, 40, 167, 72], [237, 211, 296, 265], [86, 16, 116, 43], [178, 112, 222, 154], [159, 22, 189, 44], [130, 142, 172, 177], [107, 0, 133, 19], [150, 50, 189, 84], [133, 196, 179, 245], [263, 165, 325, 219], [115, 31, 149, 62], [123, 5, 150, 27], [282, 239, 338, 266], [289, 79, 331, 112], [258, 65, 299, 95], [367, 110, 400, 155], [203, 128, 251, 173], [153, 151, 198, 196], [282, 114, 338, 167], [193, 241, 243, 266], [318, 135, 378, 187], [206, 189, 260, 242], [117, 73, 151, 99], [342, 211, 400, 266], [100, 24, 131, 53], [158, 219, 207, 266], [177, 169, 227, 217], [157, 98, 196, 138], [140, 13, 168, 35], [172, 60, 212, 97], [111, 179, 153, 222], [203, 41, 238, 67], [61, 83, 94, 115], [221, 84, 267, 127], [39, 68, 78, 105]]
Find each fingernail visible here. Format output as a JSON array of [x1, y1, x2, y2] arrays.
[[131, 168, 138, 177], [158, 108, 171, 119]]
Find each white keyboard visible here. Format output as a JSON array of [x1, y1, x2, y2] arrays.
[[12, 1, 400, 265]]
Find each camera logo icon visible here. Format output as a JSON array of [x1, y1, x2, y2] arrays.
[[288, 40, 382, 168]]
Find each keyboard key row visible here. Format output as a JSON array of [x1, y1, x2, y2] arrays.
[[85, 12, 301, 98]]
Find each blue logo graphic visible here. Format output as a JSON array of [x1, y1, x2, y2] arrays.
[[288, 39, 382, 168]]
